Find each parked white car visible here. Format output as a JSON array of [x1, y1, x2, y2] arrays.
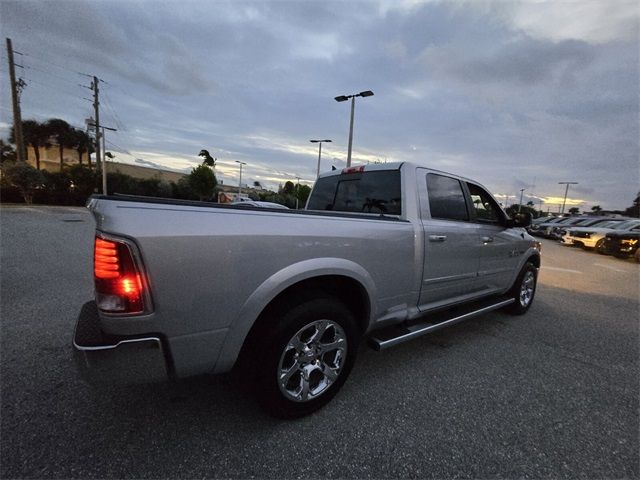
[[562, 219, 640, 249]]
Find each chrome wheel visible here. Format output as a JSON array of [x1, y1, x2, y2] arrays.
[[277, 319, 347, 403], [519, 270, 535, 307]]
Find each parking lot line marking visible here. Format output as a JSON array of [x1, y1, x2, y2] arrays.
[[543, 266, 582, 274], [593, 263, 627, 273]]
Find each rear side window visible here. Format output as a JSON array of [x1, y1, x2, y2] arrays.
[[426, 174, 468, 221], [306, 170, 402, 215]]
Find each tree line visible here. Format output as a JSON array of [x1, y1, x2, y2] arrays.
[[8, 119, 95, 171], [1, 120, 311, 209]]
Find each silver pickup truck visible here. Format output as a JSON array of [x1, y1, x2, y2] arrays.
[[74, 162, 540, 417]]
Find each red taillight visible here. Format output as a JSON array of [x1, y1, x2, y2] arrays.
[[94, 236, 147, 314]]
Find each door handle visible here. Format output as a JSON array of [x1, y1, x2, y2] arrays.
[[428, 235, 447, 242], [481, 236, 494, 243]]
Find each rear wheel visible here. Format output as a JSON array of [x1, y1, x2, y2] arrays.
[[505, 262, 537, 315], [250, 294, 359, 418]]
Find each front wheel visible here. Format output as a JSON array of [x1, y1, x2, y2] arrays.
[[252, 295, 359, 418], [505, 262, 538, 315]]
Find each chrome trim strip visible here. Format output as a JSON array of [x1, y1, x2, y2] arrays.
[[72, 312, 162, 352], [371, 298, 515, 350], [422, 272, 476, 285], [478, 267, 513, 277], [73, 335, 161, 352]]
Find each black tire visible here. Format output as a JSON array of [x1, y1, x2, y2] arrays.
[[249, 293, 359, 418], [594, 239, 605, 251], [505, 262, 538, 315]]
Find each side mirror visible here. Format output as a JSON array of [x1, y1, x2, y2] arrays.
[[507, 212, 532, 228]]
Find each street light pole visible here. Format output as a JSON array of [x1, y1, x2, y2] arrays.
[[334, 90, 374, 167], [347, 96, 355, 167], [89, 123, 116, 195], [310, 139, 332, 178], [518, 188, 525, 213], [558, 181, 578, 215], [235, 160, 247, 198]]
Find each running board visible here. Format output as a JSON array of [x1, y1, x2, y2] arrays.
[[368, 297, 515, 351]]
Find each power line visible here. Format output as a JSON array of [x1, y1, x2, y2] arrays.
[[22, 77, 89, 102], [102, 90, 126, 131], [20, 51, 90, 78], [24, 64, 81, 86]]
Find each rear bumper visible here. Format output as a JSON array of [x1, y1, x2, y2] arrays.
[[73, 301, 171, 384]]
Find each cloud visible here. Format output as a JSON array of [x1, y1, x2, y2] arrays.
[[0, 0, 637, 209], [499, 0, 639, 43]]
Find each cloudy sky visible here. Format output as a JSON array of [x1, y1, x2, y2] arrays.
[[1, 0, 638, 210]]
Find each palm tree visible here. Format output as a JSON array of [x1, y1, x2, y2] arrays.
[[45, 118, 75, 172], [9, 120, 49, 170], [72, 129, 94, 167], [198, 149, 216, 168]]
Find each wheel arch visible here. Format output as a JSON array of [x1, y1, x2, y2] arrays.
[[214, 258, 376, 373], [526, 252, 541, 269]]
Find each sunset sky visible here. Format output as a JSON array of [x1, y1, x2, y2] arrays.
[[1, 0, 638, 211]]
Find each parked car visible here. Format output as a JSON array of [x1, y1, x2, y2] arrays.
[[600, 227, 640, 260], [528, 216, 565, 235], [231, 200, 289, 209], [562, 219, 640, 250], [75, 162, 540, 417], [535, 217, 585, 238], [554, 217, 621, 239]]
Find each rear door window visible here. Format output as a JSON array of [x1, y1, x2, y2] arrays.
[[426, 173, 469, 221], [306, 170, 402, 215]]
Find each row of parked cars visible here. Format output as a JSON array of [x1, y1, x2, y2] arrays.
[[528, 215, 640, 262]]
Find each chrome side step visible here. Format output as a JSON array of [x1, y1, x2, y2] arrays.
[[369, 297, 515, 351]]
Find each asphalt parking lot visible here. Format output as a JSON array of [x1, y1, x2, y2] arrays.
[[1, 206, 638, 479]]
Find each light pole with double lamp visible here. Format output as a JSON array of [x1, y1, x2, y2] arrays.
[[334, 90, 374, 167], [310, 139, 332, 178], [558, 181, 578, 215]]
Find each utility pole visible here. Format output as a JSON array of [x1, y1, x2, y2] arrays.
[[295, 176, 301, 209], [6, 38, 25, 162], [91, 76, 101, 170]]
